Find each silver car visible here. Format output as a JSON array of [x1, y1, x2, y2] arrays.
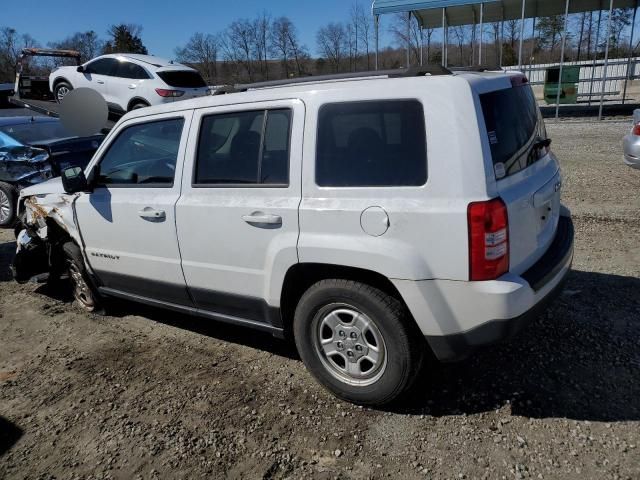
[[623, 109, 640, 169]]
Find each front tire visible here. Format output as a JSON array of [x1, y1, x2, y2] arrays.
[[293, 279, 425, 406], [62, 242, 101, 313], [0, 181, 18, 228], [54, 81, 73, 103]]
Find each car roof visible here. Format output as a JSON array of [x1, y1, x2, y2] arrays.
[[121, 70, 519, 121], [0, 116, 59, 128], [99, 53, 189, 70]]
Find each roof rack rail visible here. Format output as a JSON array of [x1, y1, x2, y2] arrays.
[[449, 65, 503, 72], [213, 65, 453, 95]]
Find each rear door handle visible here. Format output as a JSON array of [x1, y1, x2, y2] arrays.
[[242, 212, 282, 226], [138, 208, 166, 221], [128, 84, 136, 89]]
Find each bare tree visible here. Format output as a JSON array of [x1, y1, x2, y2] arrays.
[[389, 13, 422, 66], [50, 31, 103, 63], [175, 32, 221, 84], [222, 19, 255, 81], [317, 23, 347, 73], [0, 27, 38, 82], [452, 26, 469, 65], [253, 12, 271, 80]]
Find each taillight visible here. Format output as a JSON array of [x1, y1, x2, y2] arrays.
[[468, 198, 509, 281], [155, 88, 185, 98], [633, 123, 640, 136]]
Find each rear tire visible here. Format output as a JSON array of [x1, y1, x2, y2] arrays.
[[0, 181, 18, 228], [293, 279, 426, 406], [62, 241, 101, 313], [54, 81, 73, 103], [129, 101, 149, 111]]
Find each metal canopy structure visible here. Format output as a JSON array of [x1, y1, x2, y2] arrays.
[[371, 0, 640, 120], [373, 0, 637, 28]]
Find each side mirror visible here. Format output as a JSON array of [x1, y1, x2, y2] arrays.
[[77, 65, 85, 73], [61, 166, 88, 193]]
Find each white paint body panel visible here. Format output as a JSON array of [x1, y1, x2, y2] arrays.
[[176, 100, 304, 306], [73, 110, 193, 293], [25, 70, 569, 340]]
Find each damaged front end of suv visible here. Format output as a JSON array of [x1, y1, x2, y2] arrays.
[[11, 179, 82, 285]]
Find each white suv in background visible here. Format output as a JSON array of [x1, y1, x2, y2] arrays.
[[49, 54, 209, 113], [15, 67, 574, 406]]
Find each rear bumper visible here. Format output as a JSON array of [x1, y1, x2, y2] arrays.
[[623, 134, 640, 169], [394, 214, 574, 362]]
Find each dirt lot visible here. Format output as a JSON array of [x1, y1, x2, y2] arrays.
[[1, 120, 639, 480]]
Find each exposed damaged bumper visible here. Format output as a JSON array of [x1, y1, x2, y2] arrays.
[[11, 229, 49, 283]]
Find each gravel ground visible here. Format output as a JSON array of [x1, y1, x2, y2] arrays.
[[1, 119, 639, 480]]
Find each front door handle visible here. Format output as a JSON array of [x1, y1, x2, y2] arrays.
[[128, 84, 136, 89], [96, 79, 105, 84], [242, 212, 282, 226], [138, 207, 166, 221]]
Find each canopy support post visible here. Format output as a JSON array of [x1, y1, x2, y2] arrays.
[[442, 8, 448, 67], [518, 0, 526, 68], [555, 0, 571, 121], [622, 1, 638, 105], [499, 2, 505, 67], [588, 8, 603, 106], [479, 3, 484, 65], [420, 26, 425, 65], [599, 0, 615, 121], [407, 11, 412, 67], [375, 14, 380, 71]]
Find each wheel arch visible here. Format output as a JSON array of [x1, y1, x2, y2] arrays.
[[127, 97, 150, 111], [52, 76, 72, 90], [279, 263, 411, 337]]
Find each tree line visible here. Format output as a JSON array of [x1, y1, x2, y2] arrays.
[[0, 4, 638, 85]]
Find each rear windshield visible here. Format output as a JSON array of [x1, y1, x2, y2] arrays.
[[157, 70, 206, 88], [480, 84, 546, 179]]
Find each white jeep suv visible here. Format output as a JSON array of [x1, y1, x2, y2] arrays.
[[49, 54, 209, 113], [14, 67, 574, 406]]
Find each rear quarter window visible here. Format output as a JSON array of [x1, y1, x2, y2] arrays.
[[480, 84, 546, 178], [316, 100, 427, 187], [157, 71, 207, 88]]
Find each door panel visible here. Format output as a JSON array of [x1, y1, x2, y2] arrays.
[[76, 111, 193, 304], [176, 100, 304, 317]]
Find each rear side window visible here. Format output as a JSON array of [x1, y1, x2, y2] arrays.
[[115, 61, 150, 80], [316, 100, 427, 187], [97, 118, 184, 187], [480, 84, 546, 178], [195, 109, 291, 186], [157, 71, 207, 88]]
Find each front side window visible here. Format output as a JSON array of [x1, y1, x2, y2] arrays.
[[84, 58, 117, 76], [195, 109, 291, 186], [316, 100, 427, 187], [96, 118, 184, 187]]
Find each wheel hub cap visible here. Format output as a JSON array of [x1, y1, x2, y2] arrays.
[[0, 190, 10, 223], [314, 306, 387, 386]]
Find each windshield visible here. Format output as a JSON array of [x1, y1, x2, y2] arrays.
[[480, 84, 548, 179], [0, 121, 74, 145]]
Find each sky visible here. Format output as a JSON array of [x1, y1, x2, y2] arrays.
[[6, 0, 393, 60]]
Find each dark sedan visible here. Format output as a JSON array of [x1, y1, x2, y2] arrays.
[[0, 116, 104, 226]]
